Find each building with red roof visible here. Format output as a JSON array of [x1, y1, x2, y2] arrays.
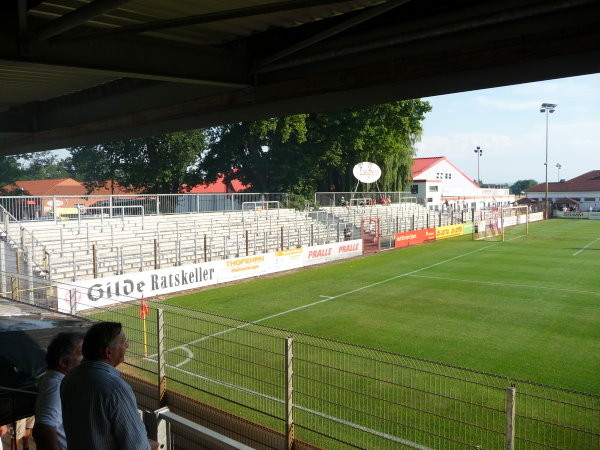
[[410, 157, 514, 210], [524, 170, 600, 211]]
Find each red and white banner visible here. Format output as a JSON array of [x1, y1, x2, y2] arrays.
[[394, 228, 436, 248]]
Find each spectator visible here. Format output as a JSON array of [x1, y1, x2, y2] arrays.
[[339, 196, 347, 207], [344, 226, 353, 241], [33, 331, 84, 450], [61, 322, 158, 450], [13, 416, 34, 450], [0, 424, 6, 450]]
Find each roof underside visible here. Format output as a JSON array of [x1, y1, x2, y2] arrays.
[[1, 0, 600, 155]]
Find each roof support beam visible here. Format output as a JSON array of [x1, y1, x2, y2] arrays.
[[257, 0, 411, 69], [53, 0, 357, 42], [27, 0, 133, 42]]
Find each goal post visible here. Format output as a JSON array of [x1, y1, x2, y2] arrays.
[[473, 206, 529, 241]]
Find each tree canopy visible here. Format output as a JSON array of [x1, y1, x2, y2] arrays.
[[1, 152, 72, 193], [202, 100, 431, 196], [68, 130, 207, 194], [510, 179, 538, 195]]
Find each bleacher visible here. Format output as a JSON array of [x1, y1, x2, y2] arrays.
[[5, 209, 333, 282], [327, 201, 469, 236]]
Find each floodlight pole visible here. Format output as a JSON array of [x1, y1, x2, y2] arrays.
[[474, 146, 483, 185], [540, 103, 557, 219], [556, 163, 561, 181]]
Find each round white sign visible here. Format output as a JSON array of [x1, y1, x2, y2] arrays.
[[352, 162, 381, 183]]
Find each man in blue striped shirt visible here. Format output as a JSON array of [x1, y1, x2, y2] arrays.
[[61, 322, 158, 450]]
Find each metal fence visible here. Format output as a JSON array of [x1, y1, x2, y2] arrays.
[[13, 287, 599, 450], [315, 191, 416, 208], [0, 200, 473, 283], [0, 193, 294, 221]]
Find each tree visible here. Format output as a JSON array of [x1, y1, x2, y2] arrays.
[[202, 100, 431, 196], [69, 130, 208, 194], [510, 179, 538, 195], [0, 156, 23, 189], [18, 151, 72, 180]]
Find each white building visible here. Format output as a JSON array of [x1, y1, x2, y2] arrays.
[[410, 157, 514, 210], [524, 170, 600, 212]]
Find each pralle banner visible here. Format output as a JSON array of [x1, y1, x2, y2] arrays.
[[394, 228, 436, 248]]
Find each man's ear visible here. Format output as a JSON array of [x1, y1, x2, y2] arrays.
[[103, 345, 112, 360], [58, 356, 68, 370]]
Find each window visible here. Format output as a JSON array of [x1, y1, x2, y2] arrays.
[[584, 198, 595, 201], [427, 198, 433, 203], [429, 186, 438, 192], [410, 185, 419, 194]]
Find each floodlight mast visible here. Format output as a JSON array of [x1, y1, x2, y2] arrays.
[[540, 103, 557, 219], [474, 146, 483, 185]]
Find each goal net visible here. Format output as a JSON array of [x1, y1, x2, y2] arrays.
[[474, 206, 529, 241]]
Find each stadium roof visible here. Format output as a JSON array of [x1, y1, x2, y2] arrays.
[[524, 170, 600, 193], [1, 0, 600, 156]]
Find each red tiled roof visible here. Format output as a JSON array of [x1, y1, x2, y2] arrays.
[[185, 172, 249, 193], [4, 178, 85, 196], [88, 181, 143, 195], [524, 170, 600, 192], [412, 157, 443, 178], [411, 157, 479, 188]]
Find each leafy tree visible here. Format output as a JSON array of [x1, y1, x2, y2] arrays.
[[0, 156, 23, 189], [18, 151, 72, 180], [70, 141, 130, 194], [202, 100, 431, 196], [510, 179, 538, 195], [69, 130, 207, 194]]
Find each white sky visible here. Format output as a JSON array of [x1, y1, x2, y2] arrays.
[[415, 73, 600, 185]]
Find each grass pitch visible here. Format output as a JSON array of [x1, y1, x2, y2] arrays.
[[165, 219, 600, 394]]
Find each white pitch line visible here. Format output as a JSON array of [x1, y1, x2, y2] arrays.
[[153, 243, 499, 364], [573, 236, 600, 256], [409, 274, 600, 296], [166, 362, 433, 450]]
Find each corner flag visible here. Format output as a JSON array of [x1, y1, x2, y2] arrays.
[[139, 296, 149, 319]]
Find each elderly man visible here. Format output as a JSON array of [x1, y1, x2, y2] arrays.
[[33, 331, 84, 450], [61, 322, 158, 450]]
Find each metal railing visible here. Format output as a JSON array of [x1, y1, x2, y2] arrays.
[[10, 290, 598, 450]]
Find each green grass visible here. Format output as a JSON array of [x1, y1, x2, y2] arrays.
[[165, 219, 600, 394]]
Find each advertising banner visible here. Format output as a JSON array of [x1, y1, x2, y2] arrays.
[[589, 212, 600, 220], [556, 211, 587, 219], [529, 212, 543, 222], [56, 240, 363, 313], [305, 240, 362, 265], [436, 224, 464, 240], [462, 222, 474, 234], [394, 228, 436, 248]]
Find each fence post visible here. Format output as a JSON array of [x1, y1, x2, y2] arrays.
[[245, 230, 249, 256], [505, 386, 516, 450], [154, 239, 159, 269], [280, 226, 284, 251], [285, 337, 294, 450], [0, 241, 5, 294], [26, 253, 33, 304], [11, 277, 17, 301], [69, 289, 77, 315], [157, 308, 166, 406], [204, 234, 208, 262], [92, 245, 98, 279]]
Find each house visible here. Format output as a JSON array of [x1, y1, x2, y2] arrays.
[[183, 174, 247, 194], [524, 170, 600, 211], [410, 157, 514, 210]]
